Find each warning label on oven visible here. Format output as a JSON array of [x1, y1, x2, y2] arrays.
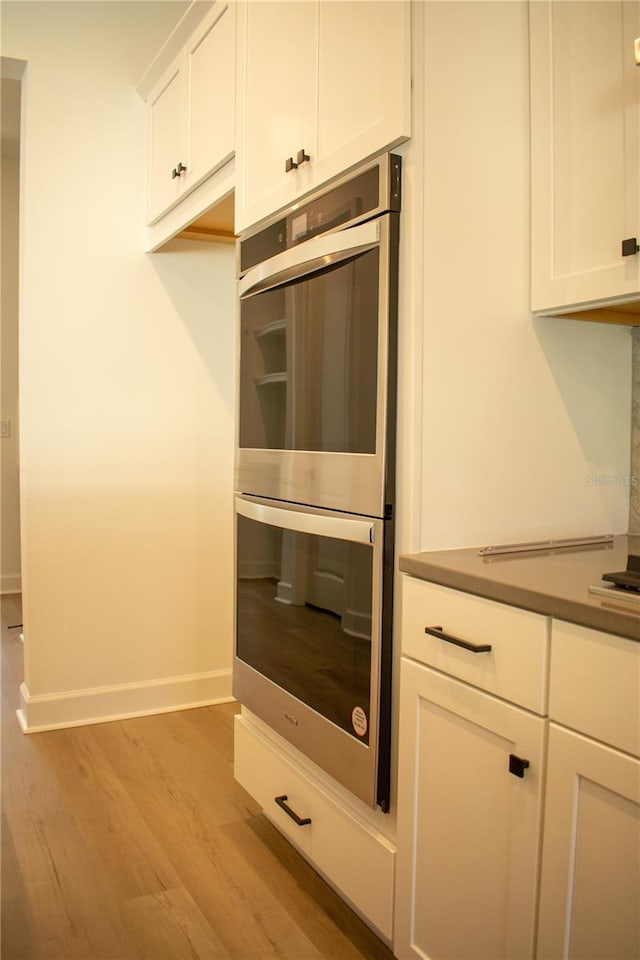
[[352, 707, 368, 737]]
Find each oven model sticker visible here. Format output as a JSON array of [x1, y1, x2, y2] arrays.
[[352, 706, 368, 737]]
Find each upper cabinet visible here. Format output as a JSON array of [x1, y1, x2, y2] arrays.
[[144, 1, 235, 228], [530, 0, 640, 323], [234, 0, 411, 235]]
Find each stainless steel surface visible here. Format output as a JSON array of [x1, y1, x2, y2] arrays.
[[233, 496, 385, 808], [234, 155, 400, 809], [588, 582, 640, 606], [233, 663, 379, 807], [235, 494, 377, 544], [235, 215, 393, 517], [479, 534, 614, 556], [238, 219, 380, 299], [235, 449, 387, 519]]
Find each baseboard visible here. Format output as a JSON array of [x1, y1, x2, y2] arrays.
[[1, 573, 22, 595], [17, 668, 233, 733]]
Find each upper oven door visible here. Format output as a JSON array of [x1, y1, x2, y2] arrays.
[[236, 215, 397, 517]]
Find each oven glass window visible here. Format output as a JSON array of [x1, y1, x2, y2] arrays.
[[239, 249, 379, 453], [236, 514, 373, 743]]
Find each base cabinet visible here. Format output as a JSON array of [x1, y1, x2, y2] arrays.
[[536, 724, 640, 960], [394, 659, 546, 960], [234, 711, 396, 942]]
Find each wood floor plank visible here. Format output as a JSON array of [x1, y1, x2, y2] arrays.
[[41, 725, 184, 902], [91, 723, 333, 959], [1, 594, 394, 960], [119, 886, 230, 960], [224, 813, 394, 960]]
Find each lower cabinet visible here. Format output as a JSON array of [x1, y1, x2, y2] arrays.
[[234, 711, 396, 942], [394, 659, 546, 960], [536, 724, 640, 960]]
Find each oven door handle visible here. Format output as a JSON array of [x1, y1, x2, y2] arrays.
[[238, 219, 381, 300], [235, 496, 376, 545]]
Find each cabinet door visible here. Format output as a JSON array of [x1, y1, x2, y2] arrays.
[[185, 2, 235, 194], [394, 659, 545, 960], [530, 0, 640, 313], [235, 0, 316, 232], [148, 54, 186, 223], [315, 2, 411, 186], [537, 724, 640, 960]]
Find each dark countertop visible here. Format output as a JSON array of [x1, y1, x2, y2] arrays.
[[399, 535, 640, 642]]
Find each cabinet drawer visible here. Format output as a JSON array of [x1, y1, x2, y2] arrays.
[[401, 577, 550, 713], [234, 713, 395, 940], [550, 620, 640, 757]]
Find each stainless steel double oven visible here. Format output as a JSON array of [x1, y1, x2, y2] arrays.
[[234, 153, 401, 811]]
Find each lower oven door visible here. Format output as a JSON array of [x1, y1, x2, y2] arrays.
[[234, 494, 390, 810]]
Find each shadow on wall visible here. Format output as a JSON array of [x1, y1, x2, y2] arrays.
[[533, 313, 632, 530], [1, 58, 24, 594], [147, 237, 236, 413]]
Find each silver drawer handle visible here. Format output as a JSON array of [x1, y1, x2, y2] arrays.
[[425, 625, 492, 654]]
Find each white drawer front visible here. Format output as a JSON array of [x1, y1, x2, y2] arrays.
[[234, 714, 395, 940], [401, 577, 550, 714], [550, 620, 640, 757]]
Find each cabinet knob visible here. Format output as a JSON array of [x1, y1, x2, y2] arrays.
[[621, 237, 639, 257], [508, 754, 530, 778], [171, 162, 187, 180], [296, 148, 310, 166], [285, 156, 298, 173]]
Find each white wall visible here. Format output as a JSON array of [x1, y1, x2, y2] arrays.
[[1, 137, 22, 593], [2, 1, 238, 730], [410, 1, 631, 552]]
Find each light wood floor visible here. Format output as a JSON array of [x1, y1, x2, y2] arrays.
[[1, 594, 394, 960]]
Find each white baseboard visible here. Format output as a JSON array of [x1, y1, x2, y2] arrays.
[[1, 573, 22, 595], [17, 668, 233, 733]]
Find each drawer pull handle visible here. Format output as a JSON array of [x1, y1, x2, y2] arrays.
[[509, 754, 530, 778], [274, 795, 311, 826], [425, 625, 492, 654]]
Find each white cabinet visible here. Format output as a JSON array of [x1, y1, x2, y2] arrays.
[[146, 1, 235, 225], [234, 710, 395, 942], [395, 576, 640, 960], [536, 725, 640, 960], [234, 0, 411, 233], [537, 621, 640, 960], [530, 0, 640, 321], [394, 577, 549, 960], [148, 53, 186, 223], [395, 660, 546, 960]]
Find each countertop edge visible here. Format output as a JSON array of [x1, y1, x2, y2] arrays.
[[398, 555, 640, 642]]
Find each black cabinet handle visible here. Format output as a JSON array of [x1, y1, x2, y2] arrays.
[[171, 162, 187, 179], [285, 156, 298, 173], [296, 148, 310, 165], [274, 794, 311, 826], [621, 237, 639, 257], [509, 754, 530, 778], [425, 625, 492, 654]]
